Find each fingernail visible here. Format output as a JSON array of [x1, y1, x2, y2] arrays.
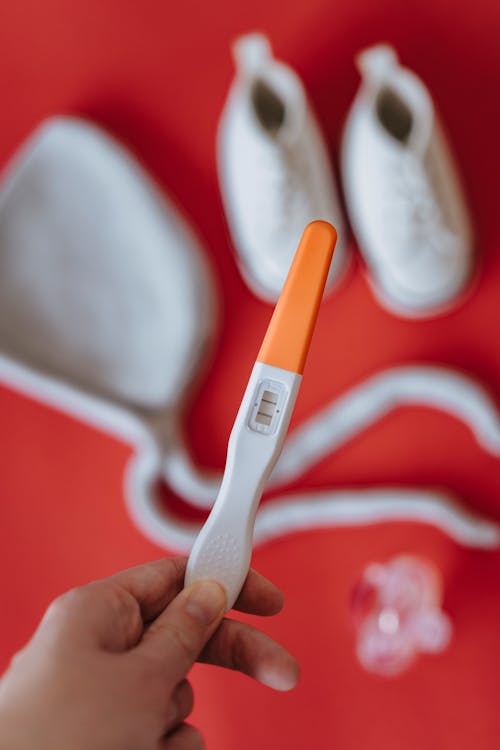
[[185, 580, 226, 625], [257, 658, 300, 692]]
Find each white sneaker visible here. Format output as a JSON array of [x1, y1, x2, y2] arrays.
[[341, 44, 474, 317], [217, 33, 347, 303]]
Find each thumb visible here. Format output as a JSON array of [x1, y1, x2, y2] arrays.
[[139, 580, 226, 685]]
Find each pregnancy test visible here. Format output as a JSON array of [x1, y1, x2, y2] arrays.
[[185, 220, 337, 609]]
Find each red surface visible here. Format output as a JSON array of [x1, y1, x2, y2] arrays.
[[1, 1, 500, 748]]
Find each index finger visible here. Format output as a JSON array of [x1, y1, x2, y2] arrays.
[[38, 557, 189, 652], [110, 556, 187, 622], [110, 558, 283, 620]]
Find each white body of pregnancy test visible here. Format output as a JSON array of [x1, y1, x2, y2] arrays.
[[185, 221, 337, 609]]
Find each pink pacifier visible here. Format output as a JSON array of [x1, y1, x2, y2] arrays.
[[351, 555, 452, 676]]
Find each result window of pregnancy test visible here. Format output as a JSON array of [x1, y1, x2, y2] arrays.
[[248, 380, 287, 435]]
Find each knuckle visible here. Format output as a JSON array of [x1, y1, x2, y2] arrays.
[[108, 582, 141, 625], [176, 679, 194, 718], [45, 586, 88, 619], [182, 724, 205, 750], [164, 680, 195, 732], [39, 586, 93, 643], [8, 645, 29, 671], [166, 555, 187, 582], [106, 582, 143, 648]]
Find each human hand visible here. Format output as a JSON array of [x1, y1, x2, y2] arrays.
[[0, 557, 299, 750]]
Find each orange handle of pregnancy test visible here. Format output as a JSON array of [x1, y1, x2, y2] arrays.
[[257, 220, 337, 374]]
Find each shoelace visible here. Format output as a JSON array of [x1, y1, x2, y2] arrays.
[[253, 135, 316, 252], [385, 151, 459, 259]]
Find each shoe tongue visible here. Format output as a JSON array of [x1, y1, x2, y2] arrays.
[[232, 34, 305, 143], [233, 33, 272, 73], [358, 45, 434, 155], [357, 44, 399, 82]]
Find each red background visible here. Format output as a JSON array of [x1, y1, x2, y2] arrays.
[[1, 1, 500, 748]]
